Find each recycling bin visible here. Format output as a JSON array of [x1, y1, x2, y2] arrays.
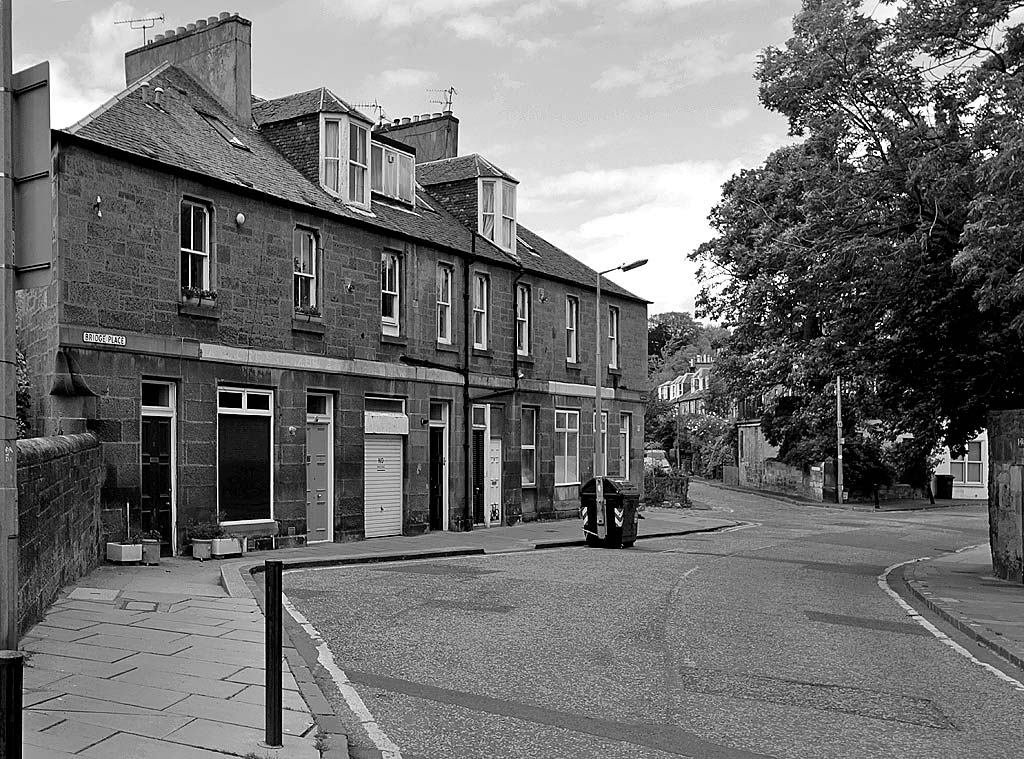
[[933, 473, 954, 500], [581, 477, 640, 548]]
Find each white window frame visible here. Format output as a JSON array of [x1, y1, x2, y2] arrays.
[[319, 114, 371, 208], [566, 296, 579, 363], [555, 409, 580, 486], [473, 272, 489, 349], [321, 116, 342, 196], [608, 306, 619, 369], [619, 412, 631, 480], [371, 142, 415, 203], [477, 178, 517, 254], [436, 263, 453, 344], [293, 227, 319, 315], [521, 406, 537, 487], [381, 251, 400, 336], [180, 198, 211, 294], [217, 387, 274, 525], [349, 122, 369, 206], [950, 440, 984, 484], [516, 283, 530, 356]]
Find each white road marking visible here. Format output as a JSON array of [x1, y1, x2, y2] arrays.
[[681, 566, 700, 579], [723, 522, 759, 532], [878, 555, 1024, 693], [282, 592, 404, 758]]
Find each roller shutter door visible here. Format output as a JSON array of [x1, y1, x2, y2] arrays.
[[364, 435, 403, 538]]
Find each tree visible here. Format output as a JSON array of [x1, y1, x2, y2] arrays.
[[692, 0, 1024, 467]]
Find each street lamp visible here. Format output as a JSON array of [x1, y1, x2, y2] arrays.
[[593, 257, 647, 540]]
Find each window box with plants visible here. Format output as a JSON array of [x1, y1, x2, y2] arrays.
[[186, 520, 224, 561], [106, 502, 142, 563], [181, 286, 218, 306]]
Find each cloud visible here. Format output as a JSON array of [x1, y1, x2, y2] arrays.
[[715, 107, 751, 127], [593, 36, 756, 97], [15, 2, 152, 129], [445, 13, 509, 42], [520, 160, 746, 314], [375, 68, 435, 89]]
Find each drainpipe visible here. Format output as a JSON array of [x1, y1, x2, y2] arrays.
[[511, 265, 525, 392], [463, 236, 475, 532]]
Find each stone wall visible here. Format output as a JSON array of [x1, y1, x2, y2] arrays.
[[16, 433, 104, 633], [988, 410, 1024, 583]]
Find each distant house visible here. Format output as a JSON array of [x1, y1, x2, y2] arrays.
[[655, 354, 715, 415], [933, 431, 988, 500]]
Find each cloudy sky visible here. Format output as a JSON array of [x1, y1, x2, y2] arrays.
[[12, 0, 804, 317]]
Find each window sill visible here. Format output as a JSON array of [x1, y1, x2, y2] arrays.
[[292, 317, 326, 335], [381, 334, 408, 346], [436, 342, 460, 354], [178, 301, 220, 320], [565, 360, 581, 370], [522, 483, 537, 489], [516, 353, 535, 365], [472, 347, 493, 358], [607, 367, 622, 377]]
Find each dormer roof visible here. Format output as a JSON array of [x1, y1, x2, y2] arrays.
[[252, 87, 371, 125], [417, 153, 518, 185]]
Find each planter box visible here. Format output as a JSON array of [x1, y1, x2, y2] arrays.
[[191, 539, 213, 561], [141, 539, 161, 565], [106, 542, 142, 564], [210, 537, 242, 558]]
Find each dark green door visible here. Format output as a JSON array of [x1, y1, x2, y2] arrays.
[[141, 417, 172, 555]]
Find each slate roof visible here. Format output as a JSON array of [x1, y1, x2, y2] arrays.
[[59, 64, 645, 304], [417, 154, 519, 185], [252, 87, 371, 124]]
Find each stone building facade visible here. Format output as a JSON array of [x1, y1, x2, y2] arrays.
[[17, 12, 648, 554]]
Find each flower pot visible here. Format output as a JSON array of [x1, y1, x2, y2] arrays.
[[210, 537, 241, 558], [141, 539, 161, 565], [106, 542, 142, 564], [191, 538, 213, 561]]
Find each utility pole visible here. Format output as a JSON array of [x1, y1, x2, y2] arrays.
[[1, 0, 19, 650], [836, 376, 844, 505]]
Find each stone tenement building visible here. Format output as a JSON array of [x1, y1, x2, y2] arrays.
[[17, 12, 648, 554]]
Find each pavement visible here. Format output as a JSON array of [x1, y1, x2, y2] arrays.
[[16, 498, 1024, 757]]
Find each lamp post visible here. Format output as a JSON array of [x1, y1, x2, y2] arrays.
[[593, 258, 647, 540]]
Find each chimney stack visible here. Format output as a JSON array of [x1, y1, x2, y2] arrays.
[[124, 12, 252, 125], [374, 111, 460, 163]]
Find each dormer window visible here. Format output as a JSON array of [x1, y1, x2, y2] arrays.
[[479, 178, 516, 252], [320, 115, 371, 208], [371, 143, 415, 203]]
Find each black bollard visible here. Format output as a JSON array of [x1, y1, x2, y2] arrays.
[[263, 560, 283, 749], [0, 650, 24, 759]]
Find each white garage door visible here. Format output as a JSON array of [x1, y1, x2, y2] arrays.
[[364, 435, 403, 538]]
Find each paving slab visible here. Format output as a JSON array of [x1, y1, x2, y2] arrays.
[[114, 666, 250, 699], [164, 717, 320, 758], [23, 652, 136, 679], [227, 665, 299, 690], [117, 651, 245, 680], [231, 682, 312, 712], [32, 708, 194, 739], [78, 732, 235, 759], [74, 632, 192, 655], [56, 673, 192, 710], [21, 638, 135, 663], [23, 717, 118, 754]]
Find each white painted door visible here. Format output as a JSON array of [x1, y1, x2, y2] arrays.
[[364, 435, 403, 538], [486, 438, 502, 527], [305, 422, 331, 543]]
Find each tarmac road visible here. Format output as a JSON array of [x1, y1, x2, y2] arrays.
[[283, 483, 1022, 759]]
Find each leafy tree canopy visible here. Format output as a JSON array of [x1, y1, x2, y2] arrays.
[[692, 0, 1024, 465]]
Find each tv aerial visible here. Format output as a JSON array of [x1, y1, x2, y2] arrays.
[[353, 99, 388, 126], [115, 15, 165, 45], [427, 86, 457, 112]]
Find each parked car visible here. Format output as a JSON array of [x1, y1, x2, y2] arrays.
[[644, 449, 672, 474]]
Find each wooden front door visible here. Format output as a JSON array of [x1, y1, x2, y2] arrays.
[[141, 417, 172, 555]]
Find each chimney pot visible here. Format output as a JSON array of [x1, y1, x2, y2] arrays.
[[164, 28, 175, 38], [421, 113, 431, 120], [207, 16, 219, 24], [187, 23, 197, 31], [140, 81, 150, 103], [432, 112, 441, 118], [176, 26, 186, 35], [443, 110, 452, 116], [401, 117, 411, 125], [154, 33, 164, 42], [412, 115, 419, 122], [197, 18, 208, 27], [153, 86, 164, 107], [219, 11, 230, 20], [393, 118, 400, 126]]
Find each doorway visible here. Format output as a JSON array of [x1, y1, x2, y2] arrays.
[[305, 393, 333, 543], [428, 401, 449, 531], [140, 381, 175, 555]]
